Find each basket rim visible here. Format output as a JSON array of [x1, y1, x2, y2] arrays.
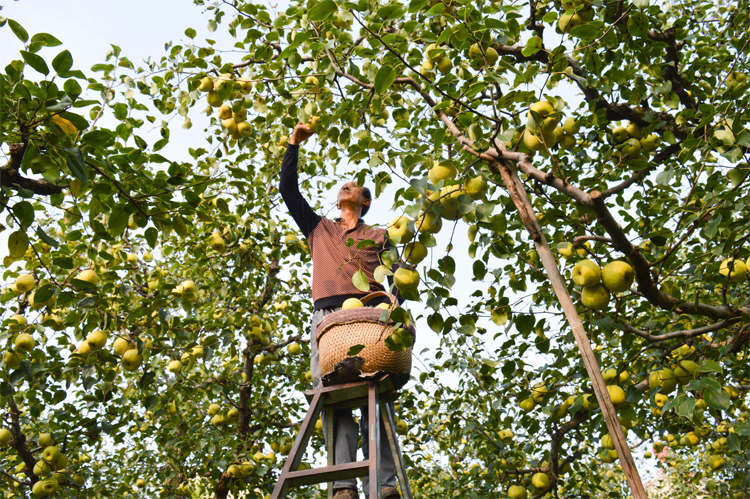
[[316, 308, 416, 343]]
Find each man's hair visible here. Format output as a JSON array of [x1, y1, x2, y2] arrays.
[[361, 187, 372, 218]]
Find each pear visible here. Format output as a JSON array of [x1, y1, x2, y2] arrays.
[[719, 258, 747, 282], [428, 160, 458, 185], [563, 117, 579, 135], [416, 211, 442, 234], [606, 385, 626, 406], [206, 91, 223, 107], [217, 104, 233, 120], [439, 185, 463, 211], [508, 485, 528, 499], [612, 126, 629, 143], [86, 330, 107, 350], [237, 121, 252, 137], [640, 133, 661, 152], [15, 333, 36, 352], [197, 76, 213, 92], [122, 349, 144, 371], [394, 268, 420, 292], [15, 274, 35, 292], [464, 176, 487, 200], [437, 57, 452, 74], [581, 284, 610, 309], [526, 101, 559, 134], [558, 12, 582, 32], [601, 261, 635, 292], [342, 298, 364, 309], [404, 242, 428, 264], [210, 232, 226, 252], [626, 122, 643, 139], [572, 259, 602, 287]]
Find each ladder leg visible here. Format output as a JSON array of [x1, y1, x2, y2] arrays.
[[380, 401, 412, 499], [368, 382, 381, 499], [272, 392, 326, 499], [327, 407, 335, 499]]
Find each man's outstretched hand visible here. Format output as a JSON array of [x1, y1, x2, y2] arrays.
[[288, 121, 317, 145]]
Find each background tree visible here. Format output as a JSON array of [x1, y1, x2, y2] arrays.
[[1, 0, 749, 498]]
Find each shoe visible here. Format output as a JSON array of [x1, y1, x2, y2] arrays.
[[381, 487, 400, 499], [333, 489, 358, 499]]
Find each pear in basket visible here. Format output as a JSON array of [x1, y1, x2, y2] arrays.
[[342, 298, 364, 309]]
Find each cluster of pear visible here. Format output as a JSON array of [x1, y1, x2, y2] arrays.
[[506, 472, 550, 499], [387, 160, 488, 295], [29, 435, 69, 496], [208, 402, 239, 426], [572, 258, 635, 310], [557, 0, 595, 33], [421, 43, 456, 76], [611, 121, 661, 166], [196, 73, 253, 140], [3, 313, 35, 368], [9, 273, 58, 311]]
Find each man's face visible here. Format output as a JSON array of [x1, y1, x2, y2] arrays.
[[337, 180, 370, 210]]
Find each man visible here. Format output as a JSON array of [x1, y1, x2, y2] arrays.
[[279, 122, 403, 499]]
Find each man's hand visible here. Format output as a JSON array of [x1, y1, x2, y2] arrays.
[[288, 121, 317, 145]]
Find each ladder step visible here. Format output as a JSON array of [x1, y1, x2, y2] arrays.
[[286, 461, 371, 487]]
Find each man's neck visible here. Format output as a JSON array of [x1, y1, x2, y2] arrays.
[[338, 206, 362, 230]]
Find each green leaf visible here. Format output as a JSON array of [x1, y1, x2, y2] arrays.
[[208, 20, 217, 32], [704, 389, 730, 411], [185, 28, 197, 39], [347, 344, 366, 356], [36, 227, 59, 248], [145, 227, 158, 249], [308, 0, 337, 20], [8, 19, 29, 42], [570, 24, 600, 42], [374, 64, 399, 94], [12, 201, 34, 230], [52, 50, 73, 74], [8, 230, 30, 258], [352, 270, 370, 292], [694, 360, 723, 374], [30, 33, 62, 47], [674, 395, 695, 420], [627, 11, 649, 37], [735, 424, 750, 436], [522, 36, 543, 57], [64, 147, 87, 181], [20, 51, 50, 75]]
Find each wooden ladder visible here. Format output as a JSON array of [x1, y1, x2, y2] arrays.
[[271, 375, 413, 499]]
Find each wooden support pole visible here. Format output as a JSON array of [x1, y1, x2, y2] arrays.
[[495, 160, 648, 499]]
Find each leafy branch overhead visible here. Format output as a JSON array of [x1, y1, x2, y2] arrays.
[[0, 0, 749, 498]]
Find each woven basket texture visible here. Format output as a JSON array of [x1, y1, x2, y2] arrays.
[[316, 307, 415, 376]]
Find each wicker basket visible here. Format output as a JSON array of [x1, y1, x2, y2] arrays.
[[316, 292, 414, 384]]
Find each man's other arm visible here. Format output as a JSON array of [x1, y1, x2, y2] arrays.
[[278, 144, 321, 238]]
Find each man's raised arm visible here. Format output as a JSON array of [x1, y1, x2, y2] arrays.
[[278, 123, 321, 238]]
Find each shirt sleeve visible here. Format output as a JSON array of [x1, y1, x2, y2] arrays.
[[279, 144, 321, 238]]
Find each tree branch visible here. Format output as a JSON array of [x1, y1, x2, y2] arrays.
[[1, 144, 65, 195]]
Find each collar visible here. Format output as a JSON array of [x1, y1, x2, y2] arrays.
[[334, 218, 365, 232]]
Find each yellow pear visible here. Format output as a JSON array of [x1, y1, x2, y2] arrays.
[[342, 298, 364, 309], [581, 284, 610, 309], [601, 261, 635, 292], [394, 268, 419, 292], [15, 274, 35, 292], [572, 259, 602, 287], [404, 242, 428, 265], [428, 160, 458, 185]]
